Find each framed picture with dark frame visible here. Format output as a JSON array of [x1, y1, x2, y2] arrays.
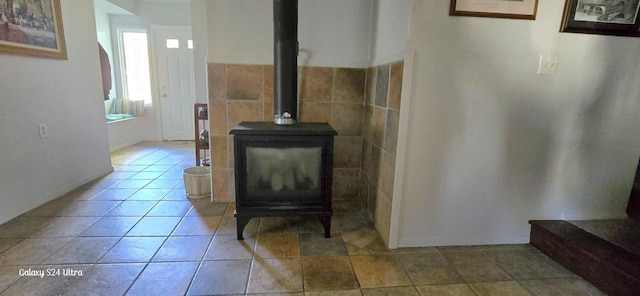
[[561, 0, 640, 37], [450, 0, 539, 20], [0, 0, 67, 59]]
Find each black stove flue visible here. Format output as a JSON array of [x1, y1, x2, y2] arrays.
[[273, 0, 298, 125]]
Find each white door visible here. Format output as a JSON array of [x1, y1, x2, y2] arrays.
[[154, 27, 195, 140]]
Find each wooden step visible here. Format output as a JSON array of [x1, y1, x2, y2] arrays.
[[529, 220, 640, 296]]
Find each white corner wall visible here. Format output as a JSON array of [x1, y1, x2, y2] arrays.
[[205, 0, 372, 68], [0, 0, 113, 225], [369, 0, 411, 66], [191, 0, 209, 104], [392, 0, 640, 247]]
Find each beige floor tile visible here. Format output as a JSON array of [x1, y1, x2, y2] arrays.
[[302, 256, 358, 291], [255, 233, 301, 259], [163, 188, 190, 201], [0, 239, 21, 254], [1, 264, 91, 295], [342, 230, 389, 255], [334, 211, 375, 232], [90, 188, 138, 200], [64, 263, 145, 296], [0, 266, 24, 292], [144, 179, 182, 189], [146, 200, 193, 217], [61, 187, 107, 201], [204, 235, 256, 260], [484, 249, 568, 280], [188, 260, 251, 295], [105, 201, 157, 217], [126, 216, 181, 236], [127, 262, 198, 295], [305, 290, 362, 296], [30, 217, 99, 238], [172, 216, 222, 236], [469, 281, 532, 296], [361, 286, 420, 296], [79, 216, 140, 236], [415, 284, 476, 296], [300, 233, 347, 256], [350, 254, 412, 288], [0, 237, 72, 266], [519, 278, 592, 296], [215, 216, 259, 237], [126, 188, 171, 201], [247, 258, 303, 294], [152, 235, 212, 262], [391, 246, 438, 254], [394, 252, 463, 285], [440, 251, 512, 283], [99, 237, 165, 263], [187, 200, 228, 217], [0, 216, 53, 238], [43, 237, 119, 264], [56, 200, 121, 217]]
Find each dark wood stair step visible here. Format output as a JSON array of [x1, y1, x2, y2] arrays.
[[529, 220, 640, 296]]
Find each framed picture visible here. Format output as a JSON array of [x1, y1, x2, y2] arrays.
[[561, 0, 640, 37], [450, 0, 539, 20], [0, 0, 67, 59]]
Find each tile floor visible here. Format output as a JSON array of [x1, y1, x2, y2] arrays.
[[0, 142, 606, 295]]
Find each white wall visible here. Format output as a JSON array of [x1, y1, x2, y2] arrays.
[[205, 0, 372, 68], [191, 0, 209, 104], [110, 1, 192, 140], [369, 0, 411, 66], [0, 0, 113, 225], [392, 0, 640, 247]]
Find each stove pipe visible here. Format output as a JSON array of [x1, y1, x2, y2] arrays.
[[273, 0, 298, 125]]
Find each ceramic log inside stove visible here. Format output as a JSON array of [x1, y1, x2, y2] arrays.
[[230, 122, 336, 240]]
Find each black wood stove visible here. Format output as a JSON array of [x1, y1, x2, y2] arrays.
[[229, 0, 337, 240]]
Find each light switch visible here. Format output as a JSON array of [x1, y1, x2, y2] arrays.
[[538, 55, 558, 75]]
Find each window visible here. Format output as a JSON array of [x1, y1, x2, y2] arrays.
[[118, 28, 153, 105], [166, 39, 179, 49]]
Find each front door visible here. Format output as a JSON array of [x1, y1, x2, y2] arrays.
[[154, 26, 195, 140]]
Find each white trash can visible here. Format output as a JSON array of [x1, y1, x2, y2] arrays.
[[183, 167, 211, 199]]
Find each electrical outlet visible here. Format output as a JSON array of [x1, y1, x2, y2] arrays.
[[538, 55, 559, 75], [38, 124, 48, 138]]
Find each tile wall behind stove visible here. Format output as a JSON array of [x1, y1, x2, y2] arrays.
[[206, 61, 404, 246]]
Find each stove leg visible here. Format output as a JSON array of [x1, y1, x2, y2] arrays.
[[236, 215, 250, 240], [318, 215, 331, 238]]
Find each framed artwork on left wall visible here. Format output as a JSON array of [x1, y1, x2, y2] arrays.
[[0, 0, 67, 59]]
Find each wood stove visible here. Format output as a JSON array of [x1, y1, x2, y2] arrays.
[[230, 122, 336, 240], [229, 0, 337, 240]]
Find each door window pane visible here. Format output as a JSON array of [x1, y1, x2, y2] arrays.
[[166, 39, 179, 49]]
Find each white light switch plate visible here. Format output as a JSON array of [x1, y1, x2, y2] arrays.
[[538, 55, 558, 75]]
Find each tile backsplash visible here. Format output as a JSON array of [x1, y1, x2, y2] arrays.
[[207, 61, 404, 245]]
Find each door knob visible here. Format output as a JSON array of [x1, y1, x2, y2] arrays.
[[161, 93, 167, 98]]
